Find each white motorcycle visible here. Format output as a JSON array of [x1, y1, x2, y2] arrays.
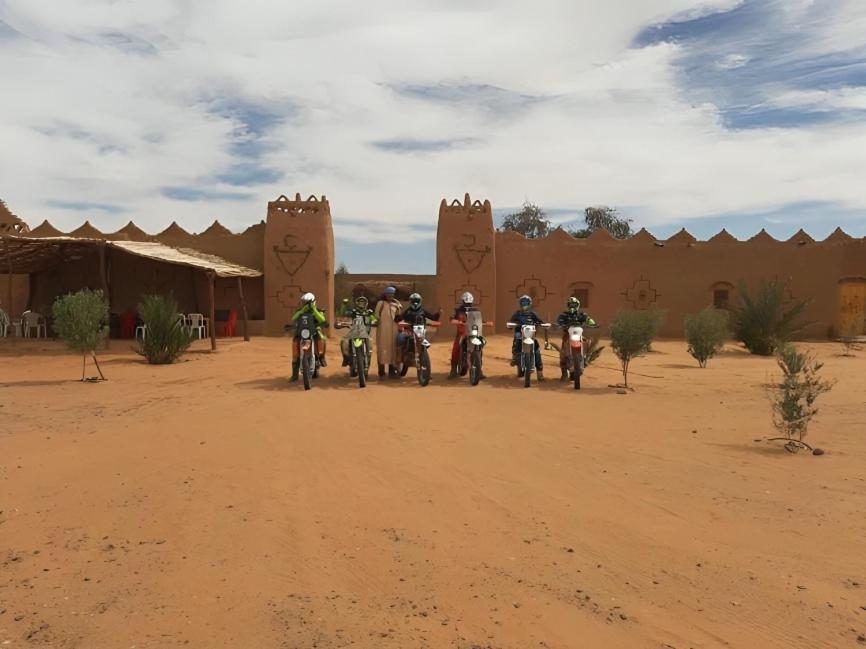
[[453, 309, 490, 386], [566, 324, 586, 390], [507, 321, 551, 388], [398, 318, 439, 386]]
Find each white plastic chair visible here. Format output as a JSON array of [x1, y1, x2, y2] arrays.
[[135, 324, 147, 341], [23, 312, 47, 338], [187, 313, 206, 339]]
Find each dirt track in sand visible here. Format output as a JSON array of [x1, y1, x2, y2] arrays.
[[1, 336, 865, 649]]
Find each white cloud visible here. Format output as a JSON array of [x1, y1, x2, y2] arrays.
[[0, 0, 864, 240]]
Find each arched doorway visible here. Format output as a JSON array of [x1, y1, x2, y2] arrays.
[[838, 278, 866, 336]]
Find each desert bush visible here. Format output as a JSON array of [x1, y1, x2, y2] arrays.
[[609, 309, 658, 387], [767, 344, 834, 453], [684, 307, 729, 367], [135, 294, 193, 364], [732, 280, 808, 356], [52, 288, 109, 380], [585, 337, 605, 366]]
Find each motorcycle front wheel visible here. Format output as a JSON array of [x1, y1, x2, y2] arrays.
[[523, 351, 533, 388], [469, 348, 482, 386], [302, 352, 313, 391], [573, 351, 583, 390], [357, 348, 367, 388], [418, 347, 431, 386]]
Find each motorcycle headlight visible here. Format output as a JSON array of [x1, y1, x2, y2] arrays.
[[301, 329, 311, 339]]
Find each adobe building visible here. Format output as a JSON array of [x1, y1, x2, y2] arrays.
[[2, 193, 865, 340]]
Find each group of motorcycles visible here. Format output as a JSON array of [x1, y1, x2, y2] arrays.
[[289, 308, 595, 391]]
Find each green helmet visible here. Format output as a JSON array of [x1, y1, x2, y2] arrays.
[[409, 292, 422, 309], [568, 296, 580, 312]]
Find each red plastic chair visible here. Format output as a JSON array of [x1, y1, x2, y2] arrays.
[[222, 309, 238, 337], [120, 310, 137, 339]]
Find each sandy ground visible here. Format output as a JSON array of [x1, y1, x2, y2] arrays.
[[1, 334, 865, 649]]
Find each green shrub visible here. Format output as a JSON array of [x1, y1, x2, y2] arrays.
[[732, 280, 808, 355], [684, 307, 729, 367], [135, 294, 193, 364], [609, 309, 659, 387], [52, 288, 109, 380], [767, 344, 834, 453]]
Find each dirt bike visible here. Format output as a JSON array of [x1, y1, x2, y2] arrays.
[[398, 318, 440, 386], [507, 321, 551, 388], [452, 309, 492, 386], [336, 314, 374, 388], [287, 313, 327, 391], [549, 321, 600, 390]]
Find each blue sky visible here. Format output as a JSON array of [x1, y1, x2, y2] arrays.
[[1, 0, 865, 273]]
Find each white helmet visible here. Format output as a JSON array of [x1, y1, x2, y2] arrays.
[[301, 292, 315, 304], [461, 292, 474, 305]]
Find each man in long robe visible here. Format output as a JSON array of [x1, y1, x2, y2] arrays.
[[373, 287, 402, 379]]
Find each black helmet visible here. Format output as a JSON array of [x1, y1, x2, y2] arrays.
[[409, 292, 422, 309], [568, 296, 580, 312], [519, 294, 532, 311]]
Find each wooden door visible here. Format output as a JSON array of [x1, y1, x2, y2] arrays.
[[839, 280, 866, 336]]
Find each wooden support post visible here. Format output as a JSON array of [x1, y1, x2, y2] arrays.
[[99, 244, 110, 349], [26, 272, 35, 311], [5, 244, 12, 315], [208, 271, 216, 351], [237, 276, 250, 342]]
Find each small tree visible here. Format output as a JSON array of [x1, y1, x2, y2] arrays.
[[732, 280, 809, 356], [335, 262, 349, 275], [135, 294, 193, 364], [684, 307, 729, 367], [52, 288, 109, 381], [767, 344, 834, 453], [609, 309, 658, 388], [568, 206, 634, 239], [838, 321, 861, 357], [498, 201, 551, 239]]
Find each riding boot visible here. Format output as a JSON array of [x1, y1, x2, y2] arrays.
[[341, 355, 349, 367], [448, 362, 458, 379], [537, 367, 545, 382], [560, 368, 568, 381], [290, 360, 300, 382], [318, 354, 327, 368], [378, 364, 386, 380], [388, 365, 399, 378]]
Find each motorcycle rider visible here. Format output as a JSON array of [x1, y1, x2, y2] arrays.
[[448, 292, 484, 379], [289, 292, 327, 382], [555, 297, 597, 380], [508, 294, 547, 380], [340, 295, 378, 367], [396, 292, 440, 362]]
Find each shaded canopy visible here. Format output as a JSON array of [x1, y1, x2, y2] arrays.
[[0, 235, 262, 278]]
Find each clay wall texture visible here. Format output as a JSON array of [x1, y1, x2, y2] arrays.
[[493, 227, 866, 337], [335, 274, 436, 306], [436, 194, 496, 334], [5, 194, 865, 339], [263, 194, 335, 336]]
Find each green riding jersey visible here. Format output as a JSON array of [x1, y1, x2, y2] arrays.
[[292, 303, 327, 337]]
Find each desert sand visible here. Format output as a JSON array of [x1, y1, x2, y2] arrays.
[[1, 335, 865, 649]]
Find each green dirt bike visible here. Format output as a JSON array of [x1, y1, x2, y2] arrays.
[[336, 314, 375, 388]]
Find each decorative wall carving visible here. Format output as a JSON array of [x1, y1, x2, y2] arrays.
[[453, 234, 491, 274], [272, 234, 312, 276], [622, 276, 659, 309]]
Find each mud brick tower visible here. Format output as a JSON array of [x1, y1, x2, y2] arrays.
[[436, 194, 496, 334], [264, 194, 335, 336]]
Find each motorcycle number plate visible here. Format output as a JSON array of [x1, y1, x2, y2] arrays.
[[353, 338, 364, 347]]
